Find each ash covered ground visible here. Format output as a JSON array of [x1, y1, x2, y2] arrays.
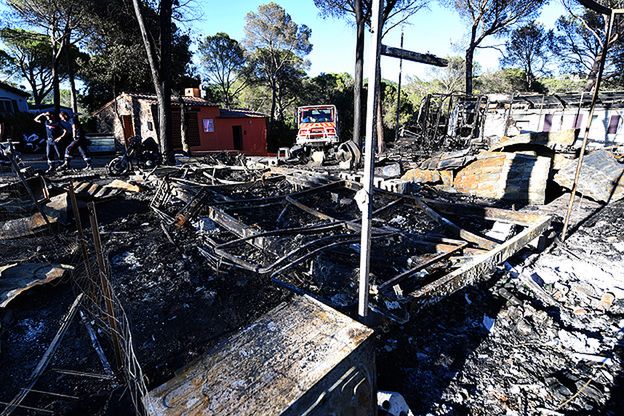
[[1, 163, 623, 416], [0, 184, 289, 415], [377, 200, 624, 415]]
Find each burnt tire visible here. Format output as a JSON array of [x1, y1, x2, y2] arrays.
[[107, 156, 130, 176]]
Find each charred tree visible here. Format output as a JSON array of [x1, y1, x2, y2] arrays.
[[442, 0, 546, 95], [131, 0, 173, 162]]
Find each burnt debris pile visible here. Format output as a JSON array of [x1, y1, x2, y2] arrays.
[[0, 140, 623, 416]]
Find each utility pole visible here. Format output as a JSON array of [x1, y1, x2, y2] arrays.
[[358, 0, 383, 319], [395, 29, 404, 141]]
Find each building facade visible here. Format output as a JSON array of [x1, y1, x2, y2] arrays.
[[0, 82, 30, 114], [93, 89, 268, 155], [484, 92, 624, 148]]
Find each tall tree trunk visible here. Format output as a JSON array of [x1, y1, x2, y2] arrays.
[[269, 79, 277, 124], [465, 45, 475, 96], [65, 43, 78, 114], [465, 25, 478, 96], [131, 0, 173, 162], [585, 54, 602, 92], [159, 0, 173, 163], [353, 0, 365, 147], [51, 41, 61, 115]]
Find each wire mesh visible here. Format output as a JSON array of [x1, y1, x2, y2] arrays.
[[0, 156, 149, 415]]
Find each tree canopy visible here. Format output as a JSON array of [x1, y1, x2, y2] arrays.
[[501, 22, 553, 91], [244, 2, 313, 123], [0, 28, 55, 105], [441, 0, 548, 94], [198, 33, 248, 109]]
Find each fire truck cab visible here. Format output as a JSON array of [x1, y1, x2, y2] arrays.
[[295, 105, 339, 148]]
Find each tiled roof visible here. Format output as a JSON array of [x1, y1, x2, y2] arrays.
[[0, 82, 29, 97], [219, 108, 269, 118], [127, 93, 219, 107]]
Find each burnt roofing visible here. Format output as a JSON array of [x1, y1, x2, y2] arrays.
[[0, 82, 29, 97]]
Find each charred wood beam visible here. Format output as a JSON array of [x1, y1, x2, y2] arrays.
[[285, 196, 337, 222], [378, 243, 468, 293], [406, 199, 498, 250], [380, 45, 448, 67], [213, 180, 345, 207], [422, 199, 545, 227], [345, 182, 499, 249], [215, 223, 345, 251], [409, 214, 552, 313]]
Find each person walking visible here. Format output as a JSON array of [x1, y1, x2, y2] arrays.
[[58, 111, 92, 170], [34, 111, 64, 173]]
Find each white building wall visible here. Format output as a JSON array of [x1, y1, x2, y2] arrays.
[[484, 107, 624, 148]]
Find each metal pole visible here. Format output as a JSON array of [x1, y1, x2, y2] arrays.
[[358, 0, 383, 318], [88, 203, 124, 371], [394, 29, 404, 141], [562, 11, 615, 240]]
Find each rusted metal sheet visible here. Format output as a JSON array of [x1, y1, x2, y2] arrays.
[[453, 152, 550, 204], [145, 296, 376, 416], [0, 263, 73, 308], [554, 149, 624, 203], [0, 212, 55, 240], [490, 129, 577, 151], [423, 199, 548, 227]]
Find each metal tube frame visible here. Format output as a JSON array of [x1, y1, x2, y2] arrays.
[[562, 9, 619, 240], [358, 0, 383, 318]]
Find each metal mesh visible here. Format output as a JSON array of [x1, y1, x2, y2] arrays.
[[0, 155, 148, 415]]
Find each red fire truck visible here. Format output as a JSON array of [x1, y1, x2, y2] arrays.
[[295, 105, 339, 149]]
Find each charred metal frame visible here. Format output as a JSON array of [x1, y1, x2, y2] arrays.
[[563, 1, 624, 239], [151, 170, 552, 320]]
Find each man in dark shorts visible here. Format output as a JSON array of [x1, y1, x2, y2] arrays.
[[59, 111, 92, 170], [34, 111, 64, 173]]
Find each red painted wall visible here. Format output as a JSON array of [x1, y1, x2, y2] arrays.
[[189, 106, 268, 155], [217, 117, 268, 156]]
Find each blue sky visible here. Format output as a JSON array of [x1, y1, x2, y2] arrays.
[[189, 0, 566, 82]]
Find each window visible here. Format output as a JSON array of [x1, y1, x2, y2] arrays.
[[574, 114, 584, 129], [0, 100, 14, 113], [543, 114, 553, 132], [607, 115, 621, 135], [147, 121, 153, 131], [203, 118, 214, 133], [299, 108, 334, 123]]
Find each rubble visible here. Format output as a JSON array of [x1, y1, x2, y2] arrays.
[[377, 199, 624, 415], [555, 149, 624, 203], [1, 137, 623, 416], [0, 263, 73, 308], [489, 129, 578, 151]]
